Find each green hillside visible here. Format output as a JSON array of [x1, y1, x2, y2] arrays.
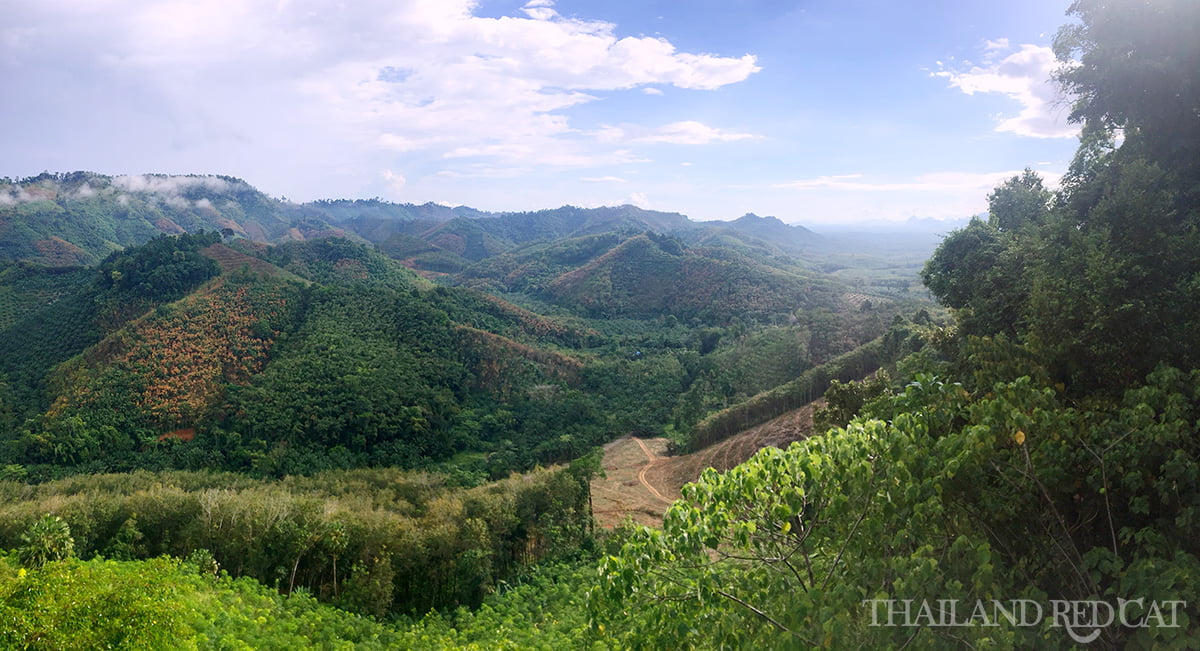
[[0, 197, 955, 644], [456, 230, 854, 324], [1, 1, 1197, 648], [0, 172, 346, 266], [0, 221, 901, 483]]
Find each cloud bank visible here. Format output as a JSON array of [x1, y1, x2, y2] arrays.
[[596, 121, 760, 145], [2, 0, 760, 199], [776, 170, 1063, 193], [112, 175, 231, 196]]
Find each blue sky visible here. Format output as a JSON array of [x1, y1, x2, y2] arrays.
[[1, 0, 1081, 224]]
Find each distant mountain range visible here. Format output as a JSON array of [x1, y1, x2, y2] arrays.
[[0, 172, 914, 270], [0, 171, 943, 323]]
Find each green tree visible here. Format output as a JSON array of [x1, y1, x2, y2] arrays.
[[17, 514, 75, 568], [102, 514, 146, 561], [341, 554, 396, 619], [1054, 0, 1200, 177], [921, 217, 1027, 337], [987, 168, 1052, 232], [1026, 158, 1200, 389], [924, 0, 1200, 391]]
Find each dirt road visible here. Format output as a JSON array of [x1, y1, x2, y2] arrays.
[[591, 436, 673, 529], [591, 403, 818, 529], [633, 437, 672, 504]]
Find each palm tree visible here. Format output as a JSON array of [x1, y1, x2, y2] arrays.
[[17, 514, 75, 567]]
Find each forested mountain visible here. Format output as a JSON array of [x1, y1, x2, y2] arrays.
[[455, 230, 846, 323], [0, 164, 926, 488], [0, 172, 698, 267], [0, 211, 915, 484], [0, 172, 343, 266], [691, 212, 823, 257], [1, 172, 930, 296], [4, 1, 1195, 648]]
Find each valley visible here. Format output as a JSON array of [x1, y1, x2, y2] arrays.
[[0, 172, 936, 647], [2, 5, 1199, 639], [1, 0, 1197, 648]]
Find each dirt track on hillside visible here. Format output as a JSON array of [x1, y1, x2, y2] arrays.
[[591, 402, 819, 529], [591, 436, 673, 529]]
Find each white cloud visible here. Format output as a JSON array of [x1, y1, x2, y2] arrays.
[[775, 170, 1062, 193], [0, 185, 50, 205], [581, 176, 627, 183], [642, 87, 664, 95], [934, 42, 1077, 139], [522, 0, 559, 21], [983, 38, 1010, 57], [382, 169, 407, 196], [597, 121, 760, 145], [113, 174, 230, 195], [628, 192, 650, 208], [110, 174, 237, 209]]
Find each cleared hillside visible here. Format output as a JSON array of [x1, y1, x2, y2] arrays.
[[592, 402, 819, 529]]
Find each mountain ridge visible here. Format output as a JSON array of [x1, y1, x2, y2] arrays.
[[1, 171, 935, 269]]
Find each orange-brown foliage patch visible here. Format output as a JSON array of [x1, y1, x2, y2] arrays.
[[158, 428, 196, 442], [130, 285, 288, 426], [48, 281, 293, 430], [32, 237, 90, 266], [153, 218, 186, 234], [456, 325, 583, 394]]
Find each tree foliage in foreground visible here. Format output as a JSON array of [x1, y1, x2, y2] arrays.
[[595, 5, 1200, 642], [594, 365, 1200, 649], [0, 554, 405, 650], [923, 0, 1200, 393], [0, 552, 631, 651], [0, 464, 594, 618]]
